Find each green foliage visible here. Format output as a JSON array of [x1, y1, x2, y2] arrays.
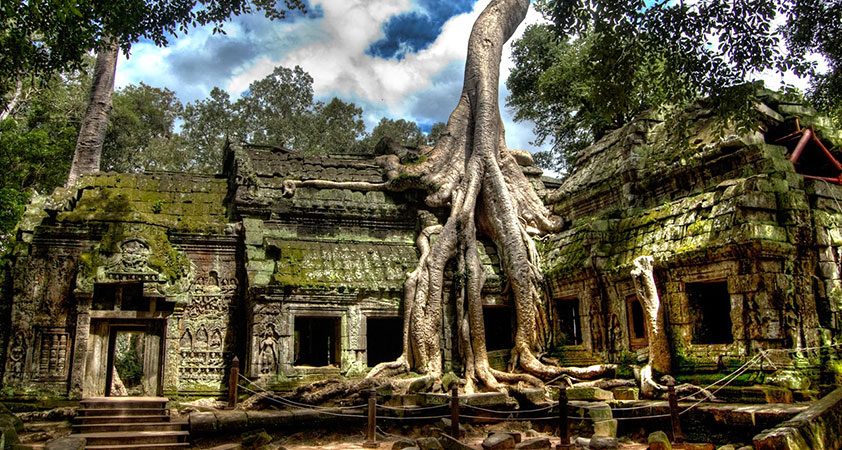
[[103, 83, 189, 173], [114, 333, 143, 388], [0, 0, 306, 100], [426, 121, 447, 146], [365, 117, 425, 148], [508, 0, 842, 174], [0, 62, 90, 250]]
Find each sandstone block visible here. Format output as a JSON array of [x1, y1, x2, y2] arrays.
[[417, 437, 443, 450], [393, 439, 417, 450], [648, 431, 672, 450], [588, 436, 618, 450], [567, 388, 613, 401], [487, 432, 521, 444], [611, 387, 638, 400], [482, 433, 515, 450], [45, 436, 86, 450], [438, 434, 473, 450], [514, 437, 550, 450], [593, 418, 617, 437]]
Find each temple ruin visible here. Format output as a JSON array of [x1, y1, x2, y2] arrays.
[[2, 90, 841, 401]]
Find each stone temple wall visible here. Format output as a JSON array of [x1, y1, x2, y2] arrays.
[[541, 92, 842, 372], [2, 91, 841, 400]]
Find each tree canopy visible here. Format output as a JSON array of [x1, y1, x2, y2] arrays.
[[508, 0, 841, 173], [0, 0, 306, 100]]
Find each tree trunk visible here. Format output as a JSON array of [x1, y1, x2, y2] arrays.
[[0, 78, 24, 122], [67, 39, 119, 186], [364, 0, 614, 389], [631, 255, 673, 398], [630, 255, 671, 374]]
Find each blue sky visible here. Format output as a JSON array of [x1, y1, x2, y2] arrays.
[[115, 0, 546, 151]]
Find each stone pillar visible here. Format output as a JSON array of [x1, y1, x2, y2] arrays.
[[68, 296, 91, 399], [163, 310, 183, 395]]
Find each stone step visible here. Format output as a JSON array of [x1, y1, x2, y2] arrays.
[[74, 430, 189, 446], [80, 397, 168, 410], [85, 443, 190, 450], [78, 408, 168, 416], [72, 420, 188, 433], [76, 414, 172, 424]]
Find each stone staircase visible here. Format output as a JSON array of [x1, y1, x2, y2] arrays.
[[72, 397, 189, 449]]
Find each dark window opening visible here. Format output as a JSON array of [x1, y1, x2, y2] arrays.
[[93, 283, 146, 311], [119, 283, 146, 311], [686, 281, 734, 345], [367, 317, 403, 366], [93, 284, 117, 310], [554, 298, 582, 346], [294, 316, 340, 367], [483, 307, 514, 351], [627, 296, 648, 349]]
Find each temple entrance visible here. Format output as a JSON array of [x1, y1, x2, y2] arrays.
[[294, 316, 340, 367], [106, 327, 160, 396], [85, 320, 166, 397]]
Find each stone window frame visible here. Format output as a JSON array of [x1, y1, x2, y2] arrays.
[[625, 295, 648, 350], [669, 262, 740, 351], [361, 312, 403, 368], [289, 309, 345, 369], [32, 327, 71, 381], [551, 295, 584, 347]]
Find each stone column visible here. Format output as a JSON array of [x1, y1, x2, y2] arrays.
[[162, 309, 183, 395], [68, 296, 91, 399]]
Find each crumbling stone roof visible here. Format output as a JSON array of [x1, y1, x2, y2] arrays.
[[542, 90, 842, 277], [55, 172, 229, 232]]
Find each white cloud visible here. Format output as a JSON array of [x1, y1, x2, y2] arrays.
[[115, 0, 547, 153]]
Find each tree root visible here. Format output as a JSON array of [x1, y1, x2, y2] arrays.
[[286, 377, 391, 405]]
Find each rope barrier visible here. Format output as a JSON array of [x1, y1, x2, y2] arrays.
[[228, 342, 842, 426]]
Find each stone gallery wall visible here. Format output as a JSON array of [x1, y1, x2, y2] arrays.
[[541, 92, 842, 371], [1, 173, 237, 398]]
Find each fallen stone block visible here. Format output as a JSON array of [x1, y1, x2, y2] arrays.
[[438, 433, 473, 450], [588, 436, 618, 450], [482, 433, 515, 450], [593, 418, 617, 437], [393, 439, 417, 450], [612, 387, 639, 401], [514, 437, 550, 450], [487, 432, 521, 444], [648, 431, 672, 450], [418, 437, 444, 450], [567, 388, 614, 401]]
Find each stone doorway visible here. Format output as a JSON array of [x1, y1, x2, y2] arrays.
[[106, 326, 163, 396], [84, 320, 165, 397]]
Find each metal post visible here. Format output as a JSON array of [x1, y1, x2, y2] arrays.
[[450, 384, 460, 438], [228, 356, 239, 408], [363, 387, 379, 448], [556, 385, 572, 449], [666, 379, 684, 443]]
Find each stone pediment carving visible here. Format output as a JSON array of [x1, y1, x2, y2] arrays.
[[76, 226, 195, 304]]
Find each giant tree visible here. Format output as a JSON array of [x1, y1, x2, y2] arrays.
[[267, 0, 610, 391]]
